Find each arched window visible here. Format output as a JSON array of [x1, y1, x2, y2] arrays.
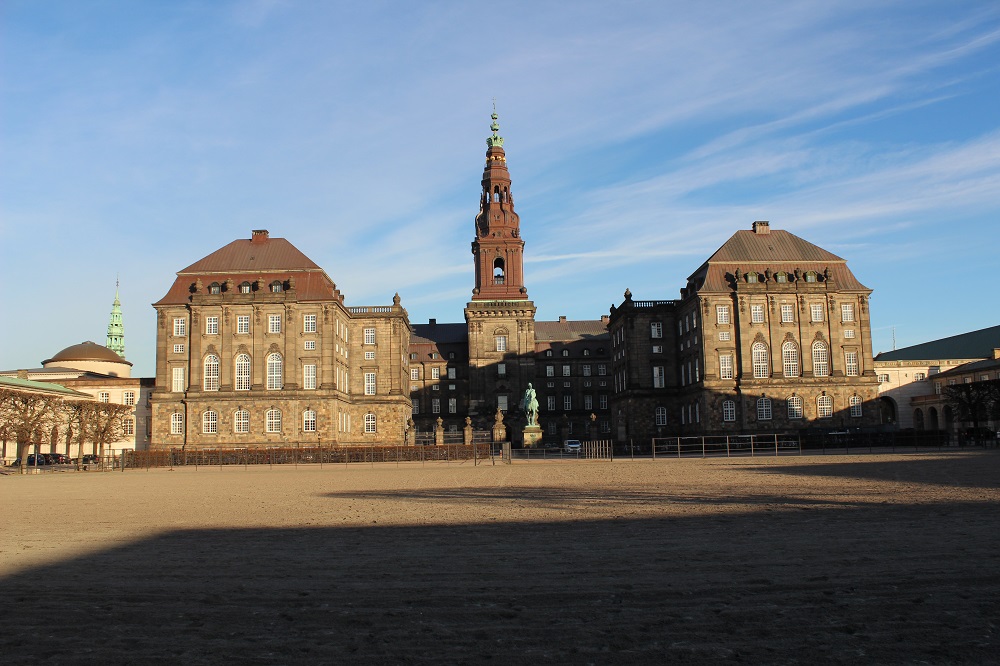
[[364, 413, 377, 433], [493, 257, 505, 285], [812, 342, 829, 377], [655, 406, 667, 426], [235, 354, 252, 391], [561, 349, 570, 357], [757, 397, 772, 420], [787, 395, 803, 419], [850, 395, 862, 418], [234, 410, 250, 434], [203, 411, 218, 434], [722, 400, 736, 422], [270, 280, 283, 293], [266, 353, 283, 390], [746, 272, 758, 283], [545, 350, 553, 357], [265, 409, 282, 433], [775, 272, 788, 283], [303, 409, 317, 432], [913, 408, 925, 430], [818, 395, 833, 418], [582, 349, 591, 356], [781, 342, 799, 377], [203, 354, 220, 391], [240, 281, 252, 294], [805, 271, 817, 283], [752, 342, 770, 378], [170, 412, 184, 435], [209, 282, 221, 294]]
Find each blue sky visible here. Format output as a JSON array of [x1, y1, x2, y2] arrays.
[[3, 1, 1000, 377]]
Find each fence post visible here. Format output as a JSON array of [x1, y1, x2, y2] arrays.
[[726, 436, 731, 458], [750, 435, 755, 458], [702, 437, 706, 458]]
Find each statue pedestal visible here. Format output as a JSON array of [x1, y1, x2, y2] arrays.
[[522, 425, 543, 448]]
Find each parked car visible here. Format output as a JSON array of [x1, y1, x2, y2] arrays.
[[563, 440, 582, 454]]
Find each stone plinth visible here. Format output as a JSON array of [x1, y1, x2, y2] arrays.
[[522, 425, 543, 448]]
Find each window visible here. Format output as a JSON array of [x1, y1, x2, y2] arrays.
[[845, 351, 859, 377], [757, 397, 772, 421], [545, 349, 553, 357], [497, 395, 508, 412], [842, 304, 855, 322], [561, 349, 570, 357], [934, 381, 942, 395], [781, 304, 794, 323], [651, 322, 663, 338], [495, 335, 507, 352], [914, 372, 926, 381], [431, 367, 440, 380], [849, 396, 862, 418], [718, 331, 731, 341], [817, 395, 833, 418], [547, 396, 556, 411], [123, 391, 135, 406], [546, 365, 555, 377], [878, 374, 890, 383], [267, 315, 281, 334], [410, 353, 417, 360], [562, 365, 571, 377], [303, 364, 317, 390], [239, 281, 251, 294], [412, 399, 420, 415], [173, 318, 186, 336], [497, 363, 506, 377], [716, 305, 730, 325], [364, 372, 376, 395], [751, 304, 765, 323], [204, 354, 220, 391], [812, 342, 829, 377], [787, 396, 803, 419], [204, 316, 218, 335], [810, 304, 824, 322], [720, 355, 734, 380], [303, 314, 317, 333], [234, 410, 250, 433], [432, 398, 440, 414], [776, 272, 788, 283], [582, 365, 592, 377], [172, 367, 185, 392], [844, 329, 855, 339], [237, 315, 250, 334], [599, 395, 608, 409], [364, 351, 375, 360], [722, 400, 736, 422], [266, 409, 282, 433], [304, 340, 316, 350], [364, 328, 376, 345], [123, 417, 135, 436], [173, 343, 185, 353], [203, 411, 218, 434], [448, 398, 457, 414], [235, 354, 251, 391], [752, 343, 770, 378], [447, 367, 456, 379], [170, 412, 184, 434], [563, 395, 572, 410], [584, 395, 593, 410], [655, 406, 667, 426], [653, 366, 665, 388], [303, 410, 317, 432], [746, 272, 758, 284], [270, 280, 283, 293], [805, 271, 817, 283], [99, 392, 110, 403], [652, 345, 663, 354], [782, 342, 799, 378], [410, 368, 420, 381], [597, 364, 607, 376], [266, 353, 283, 390]]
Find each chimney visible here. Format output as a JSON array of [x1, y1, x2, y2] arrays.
[[752, 220, 770, 235], [251, 229, 269, 244], [601, 315, 610, 324], [993, 348, 1000, 360], [559, 316, 567, 323], [429, 318, 436, 326]]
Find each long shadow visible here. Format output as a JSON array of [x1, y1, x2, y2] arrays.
[[2, 503, 998, 664]]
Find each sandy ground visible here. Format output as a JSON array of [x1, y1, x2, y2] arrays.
[[1, 452, 998, 664]]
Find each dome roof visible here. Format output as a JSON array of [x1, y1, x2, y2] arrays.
[[43, 341, 132, 367]]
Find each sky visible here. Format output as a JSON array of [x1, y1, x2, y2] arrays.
[[2, 1, 1000, 378]]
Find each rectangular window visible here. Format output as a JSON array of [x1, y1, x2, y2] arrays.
[[546, 365, 555, 377], [582, 365, 592, 376], [205, 316, 218, 335], [303, 364, 317, 390], [431, 367, 440, 380], [497, 363, 506, 377], [173, 343, 185, 353], [720, 355, 734, 380], [716, 305, 730, 325], [173, 318, 186, 336], [448, 398, 457, 414], [650, 322, 663, 339], [718, 331, 731, 341], [845, 352, 859, 377], [495, 335, 507, 352], [781, 304, 794, 323], [844, 329, 856, 339], [432, 398, 440, 414], [914, 372, 926, 381], [124, 418, 135, 436], [412, 399, 420, 415], [934, 381, 942, 395], [410, 368, 419, 381], [850, 396, 863, 418], [584, 395, 593, 410], [303, 314, 317, 333], [597, 364, 607, 376], [563, 395, 572, 410], [599, 394, 608, 409], [878, 374, 890, 383], [497, 395, 508, 412], [364, 372, 376, 395], [547, 396, 556, 411], [842, 304, 855, 322], [652, 345, 663, 354], [123, 391, 135, 406], [364, 350, 376, 360], [751, 304, 765, 323], [447, 367, 456, 379], [304, 340, 316, 350], [653, 366, 665, 388], [172, 367, 185, 392], [99, 392, 110, 403], [364, 328, 376, 345], [237, 315, 250, 334], [268, 314, 281, 334], [810, 304, 824, 322], [170, 413, 184, 435], [722, 400, 736, 422], [562, 365, 571, 377]]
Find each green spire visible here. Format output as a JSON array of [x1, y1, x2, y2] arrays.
[[106, 278, 125, 358], [487, 104, 504, 148]]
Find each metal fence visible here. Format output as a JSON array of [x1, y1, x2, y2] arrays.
[[651, 434, 801, 459]]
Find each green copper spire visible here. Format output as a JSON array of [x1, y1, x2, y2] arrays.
[[486, 104, 504, 148], [106, 278, 126, 358]]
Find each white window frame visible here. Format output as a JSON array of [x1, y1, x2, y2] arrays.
[[757, 397, 772, 421], [563, 395, 572, 411], [268, 314, 281, 334], [722, 400, 736, 422], [303, 364, 317, 390], [653, 366, 665, 388], [266, 409, 282, 433], [716, 305, 730, 325], [123, 391, 135, 406], [266, 353, 283, 390], [170, 412, 184, 434], [752, 343, 769, 379], [845, 351, 859, 377], [787, 395, 803, 419], [203, 411, 218, 434], [810, 304, 824, 323], [235, 353, 251, 391], [205, 316, 218, 335], [364, 413, 377, 433], [204, 354, 220, 391], [303, 314, 317, 333], [173, 318, 186, 337], [782, 342, 799, 378], [818, 395, 833, 418], [172, 367, 185, 393], [780, 304, 794, 323], [812, 342, 829, 377], [234, 410, 250, 434], [495, 335, 508, 352], [849, 395, 862, 418], [841, 304, 855, 323], [651, 322, 663, 339], [303, 409, 317, 432], [237, 315, 250, 335], [750, 304, 765, 324], [364, 328, 376, 345], [364, 372, 377, 395], [410, 368, 420, 381]]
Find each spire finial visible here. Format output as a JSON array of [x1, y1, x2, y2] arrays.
[[106, 278, 126, 358], [487, 102, 504, 148]]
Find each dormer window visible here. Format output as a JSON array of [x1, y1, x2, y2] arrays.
[[746, 272, 759, 283], [775, 272, 788, 283], [545, 350, 553, 357], [561, 349, 570, 357], [209, 282, 221, 294], [240, 281, 252, 293], [804, 271, 817, 283], [270, 280, 284, 293]]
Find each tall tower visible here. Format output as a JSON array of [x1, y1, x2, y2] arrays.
[[106, 279, 126, 358], [465, 111, 537, 423]]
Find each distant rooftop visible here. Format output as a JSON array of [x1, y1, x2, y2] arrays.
[[875, 324, 1000, 362]]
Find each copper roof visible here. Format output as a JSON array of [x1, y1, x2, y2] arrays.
[[43, 341, 132, 367], [874, 324, 1000, 362]]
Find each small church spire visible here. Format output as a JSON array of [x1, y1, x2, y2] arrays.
[[487, 101, 504, 148], [106, 277, 126, 358]]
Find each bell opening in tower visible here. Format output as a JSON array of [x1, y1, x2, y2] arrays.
[[493, 258, 506, 285]]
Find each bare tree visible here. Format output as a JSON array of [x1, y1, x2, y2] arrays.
[[0, 388, 61, 474], [943, 380, 999, 441], [79, 401, 133, 461]]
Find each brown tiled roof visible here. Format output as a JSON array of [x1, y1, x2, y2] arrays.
[[534, 320, 609, 342]]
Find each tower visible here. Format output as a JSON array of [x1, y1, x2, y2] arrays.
[[106, 279, 126, 358], [465, 111, 537, 421]]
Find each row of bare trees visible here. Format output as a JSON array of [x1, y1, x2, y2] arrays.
[[0, 387, 133, 474], [942, 378, 1000, 438]]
